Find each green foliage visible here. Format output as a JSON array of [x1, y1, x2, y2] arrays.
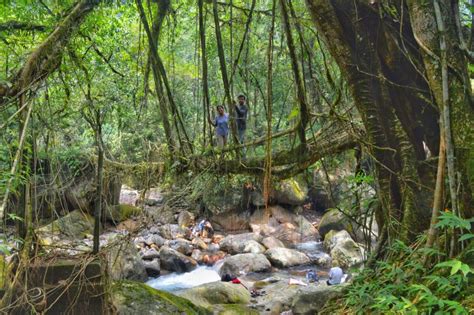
[[343, 245, 471, 314]]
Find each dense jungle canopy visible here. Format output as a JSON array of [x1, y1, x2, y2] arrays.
[[0, 0, 473, 314]]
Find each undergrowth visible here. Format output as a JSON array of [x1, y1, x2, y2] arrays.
[[322, 212, 474, 314]]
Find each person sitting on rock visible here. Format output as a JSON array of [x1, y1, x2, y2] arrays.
[[327, 265, 343, 286], [201, 220, 214, 238]]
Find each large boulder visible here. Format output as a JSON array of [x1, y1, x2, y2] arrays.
[[111, 280, 208, 314], [242, 240, 266, 254], [35, 210, 94, 246], [105, 204, 141, 223], [265, 248, 310, 268], [143, 187, 164, 206], [219, 233, 263, 255], [106, 238, 147, 281], [290, 284, 347, 315], [211, 210, 250, 232], [318, 209, 349, 238], [159, 246, 197, 272], [219, 253, 271, 277], [262, 236, 285, 249], [271, 177, 308, 205], [325, 230, 364, 268], [178, 281, 250, 309]]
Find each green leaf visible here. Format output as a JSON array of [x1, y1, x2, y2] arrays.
[[458, 234, 474, 242]]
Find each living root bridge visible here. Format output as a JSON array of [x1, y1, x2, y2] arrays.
[[188, 121, 362, 179]]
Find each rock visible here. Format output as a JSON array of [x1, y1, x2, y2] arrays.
[[178, 281, 250, 309], [116, 219, 140, 232], [262, 236, 285, 249], [325, 231, 364, 268], [191, 249, 203, 262], [324, 230, 352, 251], [158, 224, 183, 240], [105, 204, 141, 223], [219, 253, 271, 277], [202, 182, 242, 214], [312, 252, 332, 268], [168, 238, 194, 255], [264, 248, 310, 268], [177, 211, 195, 229], [106, 238, 147, 281], [211, 210, 250, 232], [110, 280, 208, 314], [141, 248, 160, 260], [207, 243, 220, 252], [290, 284, 346, 315], [271, 177, 308, 206], [144, 234, 166, 247], [143, 259, 160, 277], [242, 240, 266, 254], [119, 185, 140, 205], [35, 210, 94, 245], [318, 209, 349, 238], [219, 233, 263, 255], [159, 246, 197, 272], [143, 187, 163, 206], [250, 189, 265, 207], [192, 237, 208, 250]]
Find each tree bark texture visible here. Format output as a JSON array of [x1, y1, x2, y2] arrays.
[[305, 0, 448, 242]]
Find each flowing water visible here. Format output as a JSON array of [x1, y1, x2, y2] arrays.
[[146, 265, 221, 292]]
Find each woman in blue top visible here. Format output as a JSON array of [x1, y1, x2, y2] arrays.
[[211, 105, 229, 148]]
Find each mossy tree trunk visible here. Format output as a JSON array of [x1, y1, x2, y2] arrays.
[[304, 0, 466, 246]]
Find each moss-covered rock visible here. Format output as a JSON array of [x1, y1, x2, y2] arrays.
[[110, 280, 210, 314], [272, 177, 308, 206], [105, 204, 142, 223], [318, 208, 349, 238], [35, 210, 94, 245], [178, 281, 250, 309]]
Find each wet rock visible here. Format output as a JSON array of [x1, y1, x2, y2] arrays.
[[265, 248, 310, 268], [207, 243, 220, 253], [324, 230, 352, 251], [262, 236, 285, 249], [178, 281, 250, 308], [143, 258, 160, 277], [219, 253, 271, 277], [111, 280, 207, 314], [243, 240, 266, 254], [159, 246, 197, 272], [219, 233, 263, 255]]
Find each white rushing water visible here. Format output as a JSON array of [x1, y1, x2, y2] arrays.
[[146, 265, 221, 292]]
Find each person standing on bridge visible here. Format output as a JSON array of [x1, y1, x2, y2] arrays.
[[234, 94, 248, 144], [211, 105, 229, 148]]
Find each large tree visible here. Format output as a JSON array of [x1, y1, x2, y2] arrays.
[[305, 0, 474, 249]]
